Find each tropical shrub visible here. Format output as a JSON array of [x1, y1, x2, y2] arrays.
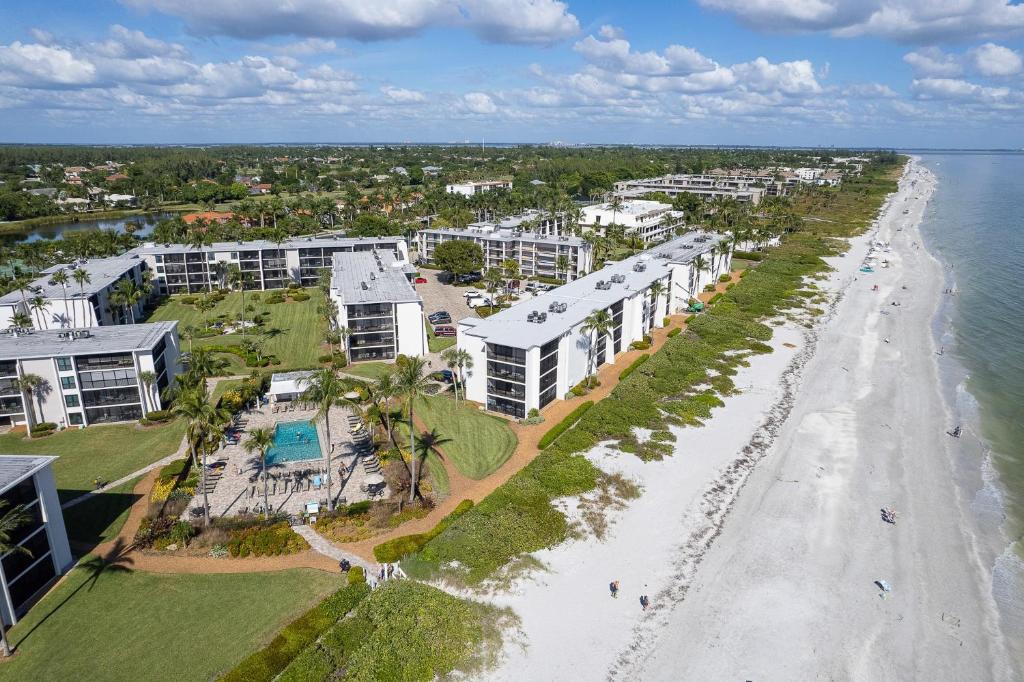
[[629, 340, 651, 350], [663, 316, 671, 326], [538, 401, 594, 449], [347, 566, 365, 586], [227, 521, 309, 557], [618, 354, 649, 381], [290, 292, 310, 302], [150, 477, 176, 503], [144, 409, 171, 422], [733, 250, 764, 261], [29, 422, 57, 436], [719, 273, 731, 282], [667, 327, 682, 338], [373, 499, 473, 562]]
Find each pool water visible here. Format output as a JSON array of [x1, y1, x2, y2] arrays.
[[265, 420, 323, 465]]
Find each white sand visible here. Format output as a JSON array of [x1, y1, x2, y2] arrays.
[[475, 160, 1017, 681]]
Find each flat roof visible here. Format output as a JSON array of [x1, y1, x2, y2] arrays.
[[0, 255, 142, 304], [129, 234, 405, 256], [582, 199, 672, 215], [460, 232, 722, 349], [0, 455, 57, 494], [421, 227, 587, 247], [331, 251, 421, 305], [0, 321, 177, 361]]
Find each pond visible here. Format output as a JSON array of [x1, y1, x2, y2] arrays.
[[1, 212, 175, 243]]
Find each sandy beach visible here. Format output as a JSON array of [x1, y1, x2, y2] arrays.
[[475, 159, 1017, 681]]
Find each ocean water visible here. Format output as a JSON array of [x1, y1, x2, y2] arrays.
[[916, 153, 1024, 638]]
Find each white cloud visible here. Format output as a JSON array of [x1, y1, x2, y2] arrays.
[[843, 82, 899, 98], [598, 24, 624, 40], [968, 43, 1022, 77], [731, 57, 821, 95], [573, 33, 715, 76], [462, 91, 497, 114], [122, 0, 578, 45], [28, 29, 55, 46], [903, 48, 962, 78], [911, 77, 1011, 102], [0, 42, 97, 87], [381, 85, 426, 103], [274, 38, 339, 56], [698, 0, 1024, 43]]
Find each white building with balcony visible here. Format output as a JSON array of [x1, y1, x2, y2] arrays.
[[579, 200, 684, 244], [445, 180, 512, 197], [457, 232, 727, 418]]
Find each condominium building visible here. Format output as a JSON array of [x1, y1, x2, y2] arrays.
[[0, 321, 181, 429], [129, 235, 409, 295], [445, 180, 513, 197], [417, 219, 593, 282], [0, 255, 150, 331], [329, 251, 426, 362], [613, 173, 773, 204], [0, 456, 73, 627], [579, 200, 684, 244], [458, 232, 727, 418]]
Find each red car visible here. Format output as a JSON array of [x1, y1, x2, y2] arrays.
[[414, 277, 428, 284], [433, 326, 456, 337]]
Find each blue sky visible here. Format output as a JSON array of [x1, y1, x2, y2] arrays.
[[2, 0, 1023, 147]]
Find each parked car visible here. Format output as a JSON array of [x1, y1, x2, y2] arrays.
[[414, 277, 428, 284], [428, 311, 450, 321], [455, 273, 481, 284], [431, 369, 454, 382], [433, 326, 456, 337], [467, 295, 495, 309]]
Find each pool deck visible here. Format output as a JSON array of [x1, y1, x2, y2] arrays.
[[188, 402, 389, 519]]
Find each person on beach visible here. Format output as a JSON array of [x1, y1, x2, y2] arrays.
[[610, 581, 619, 598], [640, 595, 650, 611]]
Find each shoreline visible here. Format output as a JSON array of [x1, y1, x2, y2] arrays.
[[473, 158, 1017, 680]]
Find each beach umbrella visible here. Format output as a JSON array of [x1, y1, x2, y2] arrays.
[[344, 391, 361, 400], [365, 473, 386, 486]]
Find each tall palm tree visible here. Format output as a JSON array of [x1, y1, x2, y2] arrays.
[[170, 384, 229, 526], [608, 194, 623, 230], [372, 373, 399, 444], [49, 269, 70, 328], [29, 295, 47, 329], [186, 228, 213, 292], [9, 311, 32, 329], [440, 347, 472, 404], [581, 309, 614, 384], [72, 267, 91, 326], [648, 280, 667, 320], [110, 279, 143, 324], [691, 254, 707, 297], [244, 427, 275, 515], [139, 370, 157, 414], [556, 254, 571, 281], [14, 284, 39, 328], [413, 427, 452, 493], [227, 265, 250, 340], [395, 356, 432, 502], [0, 500, 30, 657], [300, 368, 348, 512], [337, 326, 352, 365], [17, 374, 48, 438]]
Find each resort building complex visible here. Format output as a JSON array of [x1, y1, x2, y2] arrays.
[[444, 180, 513, 197], [457, 232, 727, 418], [0, 321, 181, 428], [613, 173, 774, 204], [417, 218, 593, 281], [329, 250, 427, 362], [129, 236, 409, 295], [579, 200, 684, 244], [0, 456, 73, 628], [0, 254, 150, 331]]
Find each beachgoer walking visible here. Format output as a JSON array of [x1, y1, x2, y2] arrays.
[[379, 566, 386, 581], [640, 595, 650, 611], [609, 581, 619, 598]]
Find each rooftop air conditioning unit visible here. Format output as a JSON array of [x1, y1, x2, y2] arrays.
[[538, 312, 548, 322], [611, 274, 626, 283], [633, 263, 646, 272], [58, 331, 71, 339], [361, 282, 369, 290]]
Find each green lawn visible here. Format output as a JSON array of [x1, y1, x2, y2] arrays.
[[415, 395, 516, 480], [146, 288, 325, 373], [343, 362, 395, 381], [395, 420, 450, 498], [0, 421, 185, 502], [0, 567, 339, 682], [425, 320, 456, 353], [63, 476, 143, 547]]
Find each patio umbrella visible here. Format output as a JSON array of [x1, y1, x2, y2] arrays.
[[344, 391, 361, 400], [364, 473, 386, 486]]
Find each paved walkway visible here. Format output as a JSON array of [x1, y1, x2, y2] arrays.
[[293, 525, 374, 571]]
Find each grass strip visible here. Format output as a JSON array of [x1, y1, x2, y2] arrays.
[[373, 499, 473, 562], [537, 401, 594, 450]]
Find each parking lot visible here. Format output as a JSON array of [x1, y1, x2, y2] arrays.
[[415, 269, 478, 326]]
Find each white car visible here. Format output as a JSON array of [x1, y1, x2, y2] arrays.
[[467, 294, 496, 308]]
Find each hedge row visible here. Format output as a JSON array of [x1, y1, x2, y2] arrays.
[[220, 582, 370, 682], [667, 327, 682, 338], [373, 499, 474, 562], [538, 401, 594, 450], [618, 354, 650, 381], [733, 249, 765, 261]]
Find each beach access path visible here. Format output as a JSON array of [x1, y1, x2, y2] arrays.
[[476, 160, 1015, 681]]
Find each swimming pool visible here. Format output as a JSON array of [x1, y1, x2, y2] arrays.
[[265, 420, 323, 465]]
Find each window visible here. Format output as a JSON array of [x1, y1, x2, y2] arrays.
[[155, 255, 163, 263], [85, 404, 142, 424], [69, 412, 83, 425], [56, 357, 72, 371], [64, 394, 80, 408], [60, 376, 76, 390], [76, 354, 133, 371], [81, 386, 140, 407], [79, 368, 137, 389]]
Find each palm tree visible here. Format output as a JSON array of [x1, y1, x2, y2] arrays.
[[581, 309, 614, 384], [691, 254, 706, 297], [186, 228, 213, 292], [170, 384, 229, 526], [110, 279, 143, 324], [244, 427, 275, 515], [300, 368, 348, 512], [17, 374, 48, 438], [139, 370, 157, 414], [49, 269, 70, 328], [608, 194, 623, 230], [14, 284, 39, 327], [29, 295, 47, 329], [556, 254, 571, 281], [337, 326, 352, 365], [227, 265, 250, 340], [72, 267, 91, 326], [395, 356, 432, 502], [181, 325, 196, 355], [0, 500, 30, 657], [9, 311, 32, 329], [412, 428, 452, 494], [648, 279, 667, 320], [440, 347, 473, 404], [440, 347, 461, 403], [371, 373, 399, 443]]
